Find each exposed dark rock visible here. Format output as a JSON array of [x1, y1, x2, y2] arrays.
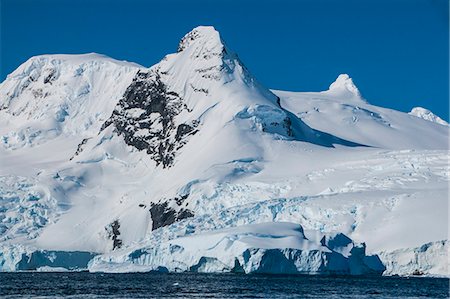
[[283, 117, 293, 137], [149, 203, 175, 231], [101, 70, 198, 168], [44, 69, 57, 84], [106, 220, 122, 250], [175, 124, 197, 141], [149, 202, 194, 231], [174, 194, 189, 206], [70, 138, 91, 161], [177, 29, 201, 52], [260, 116, 293, 138], [190, 84, 209, 94], [177, 209, 194, 220], [32, 88, 44, 98]]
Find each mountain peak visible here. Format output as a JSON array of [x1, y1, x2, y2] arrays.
[[177, 26, 224, 53], [409, 107, 448, 126], [158, 25, 263, 100], [328, 74, 361, 98]]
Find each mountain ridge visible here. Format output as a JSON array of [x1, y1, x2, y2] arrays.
[[0, 26, 448, 276]]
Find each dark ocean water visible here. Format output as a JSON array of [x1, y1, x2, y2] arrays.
[[0, 272, 448, 298]]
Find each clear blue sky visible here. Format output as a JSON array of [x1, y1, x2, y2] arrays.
[[1, 0, 448, 120]]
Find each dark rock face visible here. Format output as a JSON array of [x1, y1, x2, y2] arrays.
[[70, 138, 90, 161], [102, 70, 198, 168], [149, 202, 194, 231], [174, 194, 189, 206], [43, 69, 57, 84], [177, 28, 212, 53], [106, 220, 122, 250], [175, 124, 198, 142], [283, 117, 293, 137]]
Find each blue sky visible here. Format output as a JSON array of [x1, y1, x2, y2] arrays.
[[1, 0, 448, 120]]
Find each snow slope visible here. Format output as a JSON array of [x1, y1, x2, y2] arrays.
[[0, 54, 141, 150], [0, 26, 448, 276], [274, 76, 448, 150]]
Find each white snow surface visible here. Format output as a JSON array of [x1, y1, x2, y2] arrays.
[[409, 107, 448, 126], [0, 53, 141, 149], [0, 26, 448, 276]]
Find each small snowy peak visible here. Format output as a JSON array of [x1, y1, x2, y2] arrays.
[[0, 53, 141, 149], [326, 74, 363, 101], [162, 25, 265, 96], [409, 107, 448, 126], [6, 53, 141, 80], [329, 74, 360, 95], [177, 26, 224, 54], [172, 26, 230, 78], [1, 53, 141, 110]]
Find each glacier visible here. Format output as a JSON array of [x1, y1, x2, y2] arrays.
[[0, 244, 96, 271], [0, 26, 448, 276], [88, 222, 385, 275]]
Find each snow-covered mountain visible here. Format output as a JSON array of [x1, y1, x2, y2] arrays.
[[409, 107, 448, 126], [0, 26, 448, 276]]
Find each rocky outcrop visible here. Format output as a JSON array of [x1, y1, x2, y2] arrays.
[[101, 70, 198, 168]]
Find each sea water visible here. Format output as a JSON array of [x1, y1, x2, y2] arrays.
[[0, 272, 448, 298]]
